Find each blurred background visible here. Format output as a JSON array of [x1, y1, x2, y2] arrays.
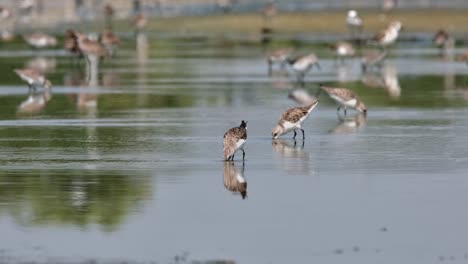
[[1, 1, 468, 264]]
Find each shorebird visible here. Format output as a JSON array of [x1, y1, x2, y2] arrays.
[[217, 0, 237, 13], [104, 3, 115, 30], [131, 13, 147, 34], [267, 48, 293, 75], [433, 29, 454, 57], [100, 29, 120, 57], [361, 50, 387, 71], [223, 161, 247, 199], [346, 10, 363, 38], [0, 6, 12, 19], [75, 32, 107, 58], [23, 33, 57, 49], [330, 41, 355, 63], [271, 100, 318, 139], [14, 68, 52, 92], [64, 29, 82, 57], [372, 21, 402, 50], [287, 53, 320, 84], [320, 84, 367, 115], [223, 120, 248, 161], [262, 1, 277, 24]]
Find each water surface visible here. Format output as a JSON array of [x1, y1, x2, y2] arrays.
[[0, 36, 468, 264]]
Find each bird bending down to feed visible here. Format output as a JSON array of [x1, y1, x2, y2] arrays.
[[23, 32, 57, 49], [272, 100, 318, 139], [14, 68, 52, 93], [223, 120, 248, 161], [320, 84, 367, 115]]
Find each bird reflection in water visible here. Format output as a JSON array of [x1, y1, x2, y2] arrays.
[[223, 161, 247, 200], [272, 139, 314, 175], [361, 63, 401, 99], [17, 85, 52, 115], [25, 57, 56, 73], [329, 113, 367, 134]]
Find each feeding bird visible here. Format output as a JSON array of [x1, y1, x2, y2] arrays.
[[272, 100, 318, 139], [320, 84, 367, 115], [223, 120, 248, 161]]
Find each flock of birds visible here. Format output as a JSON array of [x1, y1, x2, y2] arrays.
[[223, 9, 402, 163], [223, 8, 468, 168], [2, 3, 149, 113], [2, 5, 468, 168]]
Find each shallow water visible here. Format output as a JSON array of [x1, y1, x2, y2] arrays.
[[1, 36, 468, 264]]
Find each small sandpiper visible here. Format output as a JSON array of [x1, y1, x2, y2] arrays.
[[223, 120, 248, 161], [272, 100, 318, 139], [346, 10, 363, 37], [101, 29, 121, 57], [320, 84, 367, 115], [131, 13, 147, 34], [75, 32, 107, 58], [372, 21, 402, 50], [287, 53, 320, 84], [330, 41, 355, 63], [223, 161, 247, 199], [433, 29, 454, 57], [23, 33, 57, 49], [267, 48, 293, 75], [64, 29, 81, 57], [14, 68, 52, 92]]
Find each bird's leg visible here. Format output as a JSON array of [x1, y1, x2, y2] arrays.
[[231, 153, 235, 161], [242, 149, 245, 161], [344, 108, 348, 116], [293, 139, 297, 147], [293, 130, 297, 139], [337, 105, 342, 113], [301, 128, 305, 139], [85, 56, 91, 83], [268, 60, 272, 76]]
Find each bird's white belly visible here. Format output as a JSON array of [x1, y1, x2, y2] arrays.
[[293, 61, 310, 72], [330, 95, 357, 108], [382, 31, 398, 45], [337, 46, 348, 56], [235, 139, 246, 150], [344, 98, 357, 108], [283, 120, 301, 132]]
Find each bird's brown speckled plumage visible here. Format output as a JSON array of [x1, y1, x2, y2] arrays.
[[279, 100, 318, 124], [321, 86, 358, 102], [223, 120, 247, 161], [321, 85, 367, 113]]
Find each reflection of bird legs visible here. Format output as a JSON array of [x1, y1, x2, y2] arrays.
[[292, 139, 305, 148]]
